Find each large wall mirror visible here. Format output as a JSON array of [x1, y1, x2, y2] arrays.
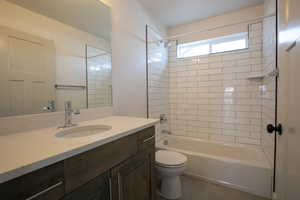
[[0, 0, 112, 117]]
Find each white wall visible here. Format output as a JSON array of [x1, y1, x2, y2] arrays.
[[101, 0, 166, 117]]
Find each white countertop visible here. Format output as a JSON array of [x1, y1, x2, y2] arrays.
[[0, 116, 159, 184]]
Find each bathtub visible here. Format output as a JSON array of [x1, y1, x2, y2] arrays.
[[156, 135, 272, 198]]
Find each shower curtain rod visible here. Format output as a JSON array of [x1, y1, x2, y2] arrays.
[[148, 13, 276, 42]]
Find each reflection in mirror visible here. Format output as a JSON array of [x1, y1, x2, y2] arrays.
[[86, 45, 112, 108], [0, 0, 112, 117]]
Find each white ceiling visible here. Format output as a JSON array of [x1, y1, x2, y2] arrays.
[[6, 0, 111, 40], [138, 0, 264, 27]]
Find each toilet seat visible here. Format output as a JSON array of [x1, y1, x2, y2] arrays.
[[156, 150, 187, 168]]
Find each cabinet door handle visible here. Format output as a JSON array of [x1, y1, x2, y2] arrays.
[[25, 181, 63, 200], [143, 135, 155, 143], [118, 175, 122, 200], [109, 177, 113, 200]]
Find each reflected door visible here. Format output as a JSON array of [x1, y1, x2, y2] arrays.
[[0, 26, 56, 117]]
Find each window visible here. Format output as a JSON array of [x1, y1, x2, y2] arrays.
[[177, 41, 210, 58], [177, 32, 248, 58]]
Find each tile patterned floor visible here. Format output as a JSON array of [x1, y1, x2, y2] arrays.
[[157, 175, 270, 200]]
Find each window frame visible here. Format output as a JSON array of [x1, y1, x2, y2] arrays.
[[176, 32, 249, 59]]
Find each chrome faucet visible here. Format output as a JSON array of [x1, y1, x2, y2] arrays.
[[59, 101, 79, 128], [42, 100, 56, 112]]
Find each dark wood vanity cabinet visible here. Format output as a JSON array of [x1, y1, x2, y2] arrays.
[[62, 172, 110, 200], [111, 151, 155, 200], [0, 126, 156, 200], [111, 127, 156, 200]]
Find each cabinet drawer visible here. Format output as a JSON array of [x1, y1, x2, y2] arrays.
[[64, 133, 138, 193], [138, 126, 155, 152], [0, 162, 64, 200], [26, 182, 64, 200], [138, 126, 155, 142], [139, 136, 155, 152]]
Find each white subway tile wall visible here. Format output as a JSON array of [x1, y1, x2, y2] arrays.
[[167, 22, 264, 145], [148, 39, 169, 138], [262, 13, 276, 165], [87, 54, 112, 108]]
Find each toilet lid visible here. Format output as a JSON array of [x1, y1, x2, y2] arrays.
[[156, 150, 187, 167]]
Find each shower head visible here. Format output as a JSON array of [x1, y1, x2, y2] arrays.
[[159, 40, 172, 48]]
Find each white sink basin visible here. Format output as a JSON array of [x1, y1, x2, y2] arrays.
[[56, 125, 112, 138]]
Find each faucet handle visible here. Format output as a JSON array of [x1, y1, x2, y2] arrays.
[[42, 100, 56, 112]]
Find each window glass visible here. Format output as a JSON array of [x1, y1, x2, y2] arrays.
[[177, 41, 209, 58], [211, 39, 247, 53], [177, 32, 248, 58]]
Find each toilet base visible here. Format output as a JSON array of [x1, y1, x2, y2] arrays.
[[159, 176, 182, 199]]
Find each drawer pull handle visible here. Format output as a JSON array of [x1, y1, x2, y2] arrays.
[[25, 181, 63, 200], [109, 177, 113, 200], [143, 135, 155, 143], [118, 175, 122, 200]]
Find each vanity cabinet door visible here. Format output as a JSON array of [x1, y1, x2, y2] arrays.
[[64, 133, 138, 193], [111, 150, 155, 200], [62, 172, 110, 200]]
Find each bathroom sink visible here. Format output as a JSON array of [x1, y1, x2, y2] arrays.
[[56, 125, 112, 138]]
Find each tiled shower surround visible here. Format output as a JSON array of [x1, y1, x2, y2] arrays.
[[87, 54, 112, 108], [167, 22, 264, 145], [147, 29, 169, 139], [262, 0, 276, 165]]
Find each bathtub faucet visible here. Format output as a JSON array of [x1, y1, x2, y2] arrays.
[[160, 114, 168, 124]]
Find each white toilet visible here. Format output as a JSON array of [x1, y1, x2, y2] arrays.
[[155, 150, 187, 199]]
